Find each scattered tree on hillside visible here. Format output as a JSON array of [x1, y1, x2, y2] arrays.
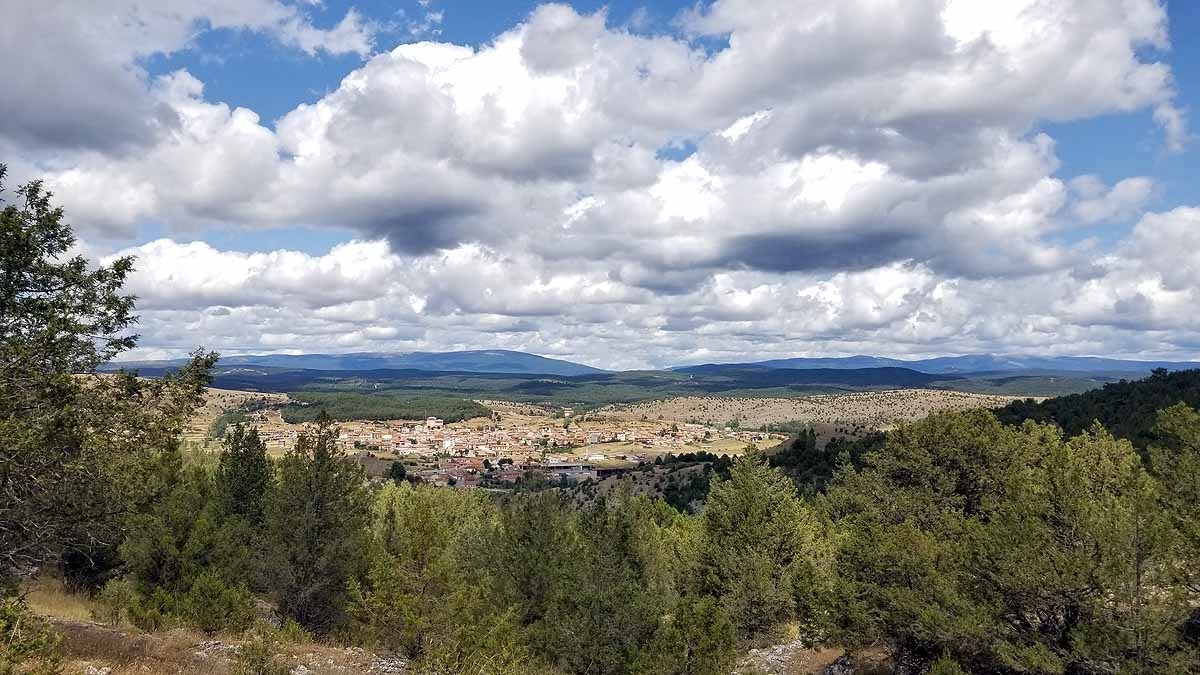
[[266, 412, 370, 633], [996, 368, 1200, 453]]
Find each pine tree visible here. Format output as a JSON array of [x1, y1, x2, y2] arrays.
[[215, 424, 273, 526], [354, 482, 493, 656], [0, 165, 214, 584], [266, 412, 369, 633], [699, 454, 827, 638], [826, 412, 1199, 672], [1149, 403, 1200, 593]]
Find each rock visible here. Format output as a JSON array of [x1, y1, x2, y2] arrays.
[[821, 655, 854, 675], [85, 667, 113, 675], [290, 666, 312, 675], [371, 654, 409, 673], [194, 640, 237, 658]]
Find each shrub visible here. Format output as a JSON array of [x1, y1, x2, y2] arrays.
[[232, 622, 289, 675], [926, 654, 966, 675], [275, 618, 312, 645], [126, 588, 178, 633], [0, 596, 62, 675], [181, 571, 254, 635], [92, 578, 137, 627]]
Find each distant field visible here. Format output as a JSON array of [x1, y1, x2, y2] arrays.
[[597, 390, 1024, 429]]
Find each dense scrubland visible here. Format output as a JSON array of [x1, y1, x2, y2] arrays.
[[5, 168, 1200, 674]]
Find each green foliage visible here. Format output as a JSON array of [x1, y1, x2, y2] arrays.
[[117, 464, 256, 633], [0, 596, 61, 675], [537, 493, 682, 674], [700, 455, 829, 639], [274, 618, 312, 645], [280, 392, 490, 423], [825, 410, 1199, 673], [353, 482, 494, 655], [926, 653, 966, 675], [769, 430, 882, 495], [92, 577, 136, 627], [996, 368, 1200, 453], [646, 453, 733, 512], [215, 425, 273, 526], [181, 570, 255, 634], [388, 461, 407, 484], [634, 595, 736, 675], [266, 412, 370, 633], [0, 165, 215, 582], [231, 621, 290, 675], [1148, 403, 1200, 650]]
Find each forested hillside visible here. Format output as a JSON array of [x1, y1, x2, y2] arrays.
[[996, 368, 1200, 450]]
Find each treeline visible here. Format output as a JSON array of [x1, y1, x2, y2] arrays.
[[646, 452, 734, 513], [280, 392, 491, 424], [996, 368, 1200, 452]]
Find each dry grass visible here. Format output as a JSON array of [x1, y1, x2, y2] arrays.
[[22, 577, 100, 623], [49, 618, 391, 675], [54, 620, 229, 675]]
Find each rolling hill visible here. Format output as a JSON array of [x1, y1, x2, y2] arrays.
[[109, 349, 606, 377], [708, 354, 1200, 376]]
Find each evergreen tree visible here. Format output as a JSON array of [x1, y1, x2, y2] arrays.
[[214, 424, 273, 526], [0, 166, 214, 584], [489, 491, 579, 632], [388, 460, 408, 485], [1149, 403, 1200, 594], [116, 465, 255, 632], [542, 492, 681, 675], [699, 454, 828, 638], [266, 412, 370, 633], [354, 482, 493, 656], [826, 411, 1198, 672]]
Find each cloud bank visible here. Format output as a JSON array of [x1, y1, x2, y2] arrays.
[[2, 0, 1195, 368]]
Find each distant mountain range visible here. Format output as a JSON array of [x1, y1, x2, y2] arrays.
[[109, 349, 1200, 380], [685, 354, 1200, 376], [109, 349, 606, 377]]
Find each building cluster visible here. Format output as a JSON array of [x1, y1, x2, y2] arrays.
[[241, 407, 782, 491], [338, 417, 771, 457]]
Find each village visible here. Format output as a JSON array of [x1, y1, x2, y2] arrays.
[[229, 400, 782, 490]]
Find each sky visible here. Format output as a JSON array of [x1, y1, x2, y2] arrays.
[[2, 0, 1200, 370]]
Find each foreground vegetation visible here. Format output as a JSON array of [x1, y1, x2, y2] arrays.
[[4, 169, 1200, 674]]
